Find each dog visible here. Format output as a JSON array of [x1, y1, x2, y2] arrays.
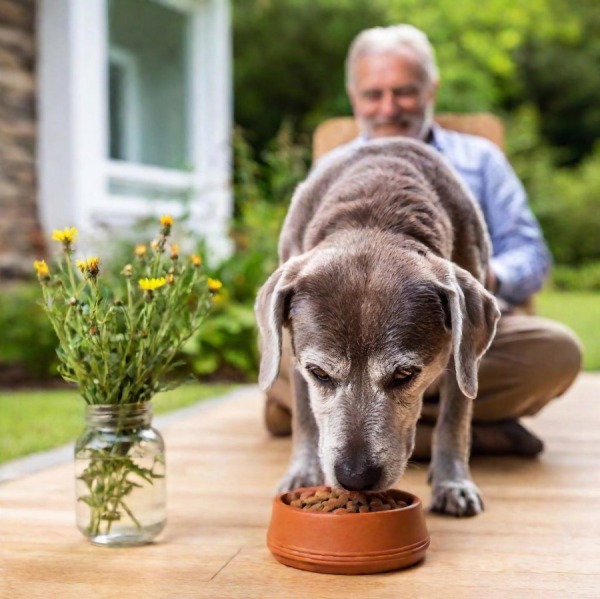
[[255, 138, 500, 517]]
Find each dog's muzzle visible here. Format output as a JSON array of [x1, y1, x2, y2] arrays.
[[334, 459, 383, 492]]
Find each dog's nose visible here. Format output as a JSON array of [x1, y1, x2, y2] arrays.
[[334, 461, 383, 491]]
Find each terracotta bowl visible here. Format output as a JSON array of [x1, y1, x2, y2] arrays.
[[267, 486, 429, 575]]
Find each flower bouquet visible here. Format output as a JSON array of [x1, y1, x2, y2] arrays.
[[34, 216, 220, 545]]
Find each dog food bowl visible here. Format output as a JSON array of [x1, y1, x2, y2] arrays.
[[267, 486, 430, 575]]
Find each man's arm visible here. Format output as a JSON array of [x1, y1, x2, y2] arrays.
[[481, 147, 551, 306]]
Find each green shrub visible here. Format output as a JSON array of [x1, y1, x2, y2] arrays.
[[234, 0, 385, 151], [508, 108, 600, 267], [532, 148, 600, 266], [551, 262, 600, 292], [0, 283, 59, 381], [185, 125, 310, 380]]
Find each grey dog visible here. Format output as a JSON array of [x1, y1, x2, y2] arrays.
[[255, 138, 500, 517]]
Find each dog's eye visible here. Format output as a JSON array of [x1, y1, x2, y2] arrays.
[[309, 367, 332, 384], [391, 369, 416, 386]]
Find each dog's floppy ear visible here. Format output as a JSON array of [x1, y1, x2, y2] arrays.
[[438, 264, 501, 399], [255, 254, 308, 391]]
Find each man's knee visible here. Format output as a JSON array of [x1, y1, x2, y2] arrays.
[[528, 319, 582, 392], [472, 316, 582, 421]]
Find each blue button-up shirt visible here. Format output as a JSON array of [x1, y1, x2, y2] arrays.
[[315, 125, 551, 305]]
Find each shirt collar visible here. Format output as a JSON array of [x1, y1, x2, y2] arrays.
[[428, 123, 446, 153], [357, 122, 446, 153]]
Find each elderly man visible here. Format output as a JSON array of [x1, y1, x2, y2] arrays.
[[265, 24, 582, 458]]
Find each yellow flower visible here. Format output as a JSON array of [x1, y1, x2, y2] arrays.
[[86, 257, 100, 276], [138, 277, 167, 291], [33, 259, 50, 278], [135, 244, 147, 257], [170, 244, 179, 260], [77, 257, 100, 277], [52, 227, 78, 247], [207, 278, 222, 292], [167, 273, 175, 285], [190, 254, 202, 267], [159, 215, 173, 235]]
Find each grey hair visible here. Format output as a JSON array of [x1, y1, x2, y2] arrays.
[[345, 25, 439, 90]]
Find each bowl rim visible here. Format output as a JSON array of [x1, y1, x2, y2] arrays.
[[275, 486, 422, 517]]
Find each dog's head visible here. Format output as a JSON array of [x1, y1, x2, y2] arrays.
[[256, 239, 499, 491]]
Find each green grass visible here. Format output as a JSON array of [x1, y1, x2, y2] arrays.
[[0, 383, 234, 465], [536, 290, 600, 371]]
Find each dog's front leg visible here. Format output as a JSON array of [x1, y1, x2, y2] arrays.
[[428, 362, 484, 517], [276, 364, 324, 493]]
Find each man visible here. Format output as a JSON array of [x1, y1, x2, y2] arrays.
[[265, 24, 582, 458]]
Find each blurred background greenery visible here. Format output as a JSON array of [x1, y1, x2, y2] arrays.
[[1, 0, 599, 398]]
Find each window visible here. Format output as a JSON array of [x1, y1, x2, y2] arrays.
[[108, 0, 190, 170], [39, 0, 232, 258]]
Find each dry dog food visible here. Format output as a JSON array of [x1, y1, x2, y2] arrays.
[[286, 488, 408, 514]]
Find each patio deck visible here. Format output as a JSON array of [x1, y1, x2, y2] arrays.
[[1, 374, 599, 599]]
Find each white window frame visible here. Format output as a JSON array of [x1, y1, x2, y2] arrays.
[[108, 45, 142, 163], [38, 0, 232, 258]]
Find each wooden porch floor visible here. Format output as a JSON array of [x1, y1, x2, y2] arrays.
[[1, 374, 599, 598]]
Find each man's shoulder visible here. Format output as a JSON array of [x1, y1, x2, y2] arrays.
[[435, 126, 504, 170]]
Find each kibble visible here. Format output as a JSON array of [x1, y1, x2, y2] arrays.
[[285, 488, 408, 514]]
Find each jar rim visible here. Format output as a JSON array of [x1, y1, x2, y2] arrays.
[[84, 403, 153, 428]]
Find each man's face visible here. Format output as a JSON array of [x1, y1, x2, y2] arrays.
[[348, 50, 437, 140]]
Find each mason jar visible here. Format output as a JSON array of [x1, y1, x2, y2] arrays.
[[74, 403, 166, 546]]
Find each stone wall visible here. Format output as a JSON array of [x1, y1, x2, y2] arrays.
[[0, 0, 42, 279]]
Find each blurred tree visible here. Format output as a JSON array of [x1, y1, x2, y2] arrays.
[[380, 0, 578, 112], [233, 0, 385, 151], [516, 0, 600, 165], [234, 0, 582, 153]]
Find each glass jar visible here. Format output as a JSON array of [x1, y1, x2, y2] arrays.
[[74, 403, 166, 546]]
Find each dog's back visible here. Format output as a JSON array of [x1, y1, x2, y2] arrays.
[[279, 138, 491, 283]]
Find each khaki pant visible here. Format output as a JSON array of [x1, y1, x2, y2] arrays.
[[266, 314, 583, 425]]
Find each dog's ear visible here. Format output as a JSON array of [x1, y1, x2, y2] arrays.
[[254, 254, 308, 391], [438, 264, 500, 399]]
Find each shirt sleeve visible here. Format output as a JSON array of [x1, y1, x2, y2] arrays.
[[481, 146, 552, 305]]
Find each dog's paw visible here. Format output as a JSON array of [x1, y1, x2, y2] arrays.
[[429, 479, 484, 517], [276, 460, 324, 493]]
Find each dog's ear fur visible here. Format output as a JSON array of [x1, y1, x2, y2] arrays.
[[438, 264, 500, 399], [255, 254, 308, 391]]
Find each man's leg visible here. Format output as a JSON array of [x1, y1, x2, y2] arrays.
[[415, 314, 582, 458]]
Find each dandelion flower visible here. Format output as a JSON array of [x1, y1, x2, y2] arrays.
[[167, 273, 175, 285], [135, 244, 147, 257], [159, 215, 173, 235], [77, 257, 100, 277], [33, 259, 50, 278], [207, 278, 222, 292], [190, 254, 202, 267], [86, 257, 100, 276], [170, 244, 179, 260], [138, 277, 167, 291], [52, 227, 78, 247]]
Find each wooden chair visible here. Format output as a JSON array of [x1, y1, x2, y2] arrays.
[[313, 113, 505, 160], [312, 113, 535, 314]]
